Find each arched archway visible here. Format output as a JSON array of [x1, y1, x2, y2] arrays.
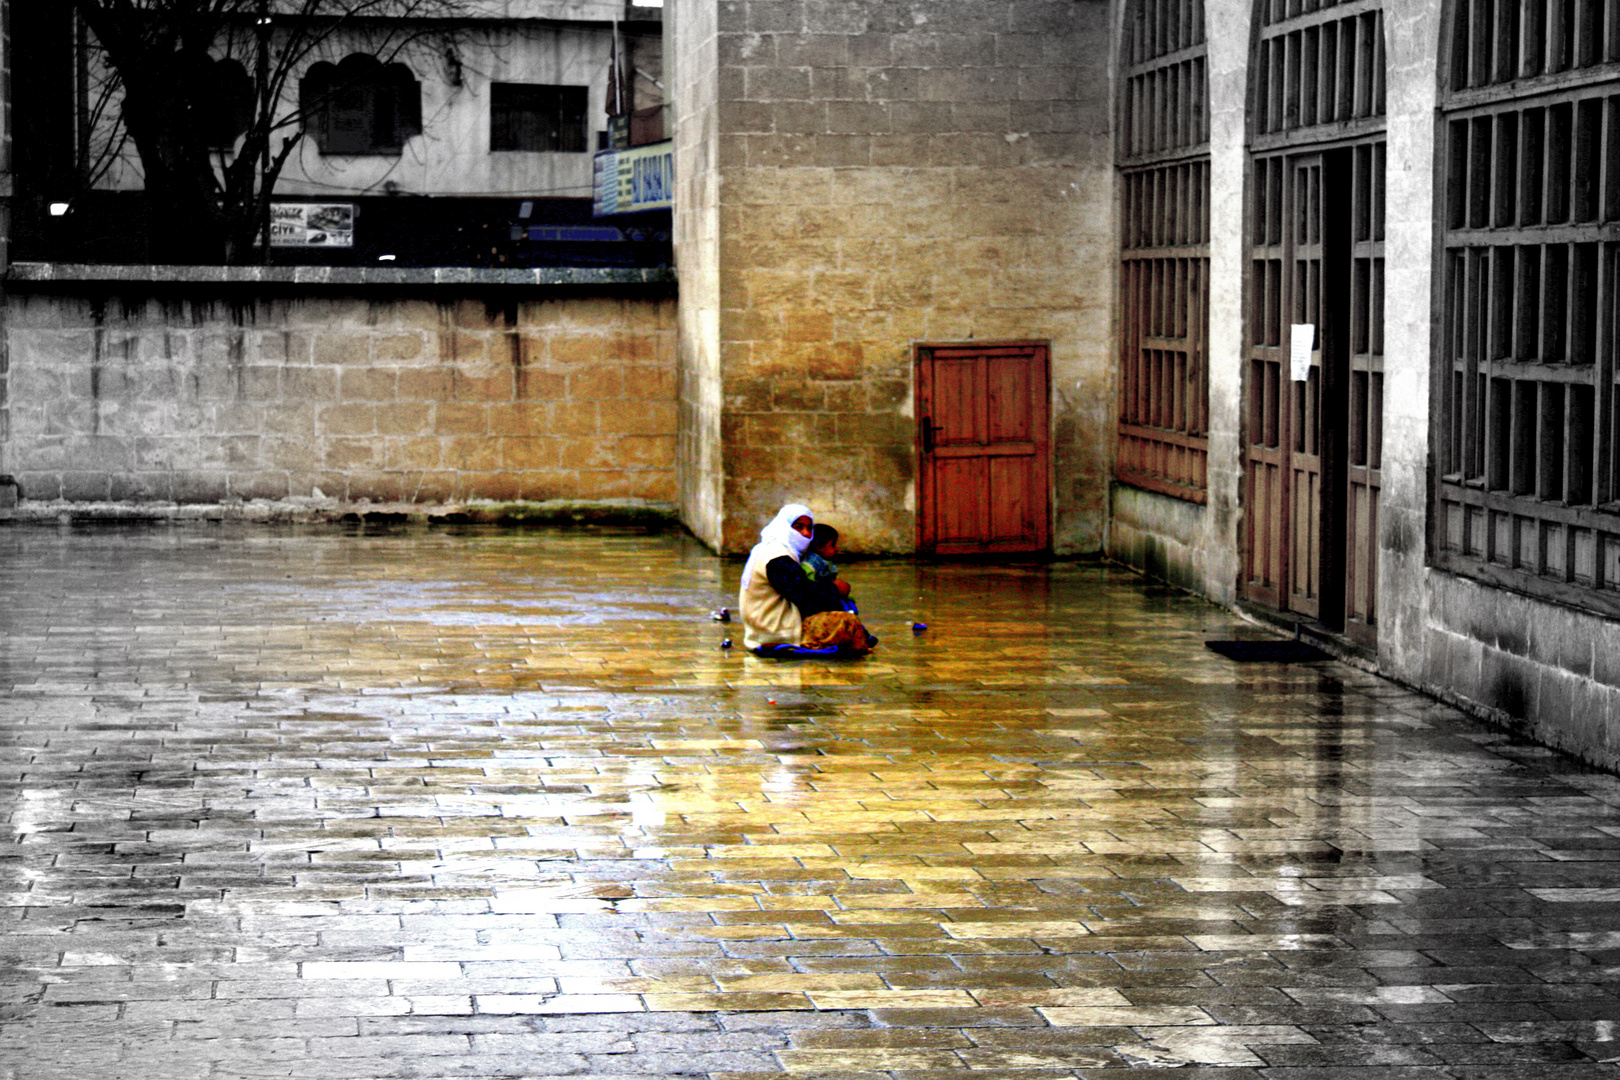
[[1116, 0, 1211, 503], [1432, 0, 1620, 613], [300, 54, 422, 155], [1241, 0, 1387, 646]]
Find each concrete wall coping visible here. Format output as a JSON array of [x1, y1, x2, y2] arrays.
[[6, 262, 677, 288]]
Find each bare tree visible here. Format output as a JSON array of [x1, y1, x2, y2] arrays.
[[71, 0, 465, 263]]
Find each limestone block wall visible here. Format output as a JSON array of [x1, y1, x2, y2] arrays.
[[1428, 576, 1620, 773], [3, 274, 677, 505], [1109, 486, 1209, 597], [673, 0, 1116, 554], [1374, 0, 1444, 684]]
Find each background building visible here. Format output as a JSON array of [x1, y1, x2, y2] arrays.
[[0, 1, 678, 511], [10, 1, 670, 268]]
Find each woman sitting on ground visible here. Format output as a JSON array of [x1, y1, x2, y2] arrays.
[[738, 503, 873, 654]]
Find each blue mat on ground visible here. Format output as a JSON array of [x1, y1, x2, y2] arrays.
[[751, 642, 873, 659]]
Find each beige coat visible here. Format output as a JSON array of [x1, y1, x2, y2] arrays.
[[739, 539, 801, 650]]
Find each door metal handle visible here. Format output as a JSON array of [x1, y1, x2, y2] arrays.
[[922, 416, 941, 454]]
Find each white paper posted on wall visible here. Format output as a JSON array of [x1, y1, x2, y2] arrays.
[[1289, 323, 1315, 381]]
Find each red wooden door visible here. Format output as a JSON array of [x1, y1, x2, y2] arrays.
[[916, 343, 1051, 555]]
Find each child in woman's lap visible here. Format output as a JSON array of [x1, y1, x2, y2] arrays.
[[803, 524, 856, 613]]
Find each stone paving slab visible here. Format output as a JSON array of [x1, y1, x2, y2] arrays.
[[3, 524, 1620, 1077]]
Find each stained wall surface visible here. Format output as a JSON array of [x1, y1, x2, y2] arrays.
[[672, 0, 1116, 555], [3, 285, 677, 505]]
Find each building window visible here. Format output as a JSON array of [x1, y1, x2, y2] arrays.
[[1116, 0, 1210, 503], [489, 83, 588, 153], [300, 54, 422, 155], [1434, 0, 1620, 613], [1242, 0, 1386, 644]]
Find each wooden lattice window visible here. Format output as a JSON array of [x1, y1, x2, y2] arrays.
[[1243, 0, 1386, 645], [1434, 0, 1620, 613], [1117, 0, 1210, 502], [1253, 0, 1387, 137], [490, 84, 589, 153]]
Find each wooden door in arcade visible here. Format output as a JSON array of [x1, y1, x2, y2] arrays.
[[916, 343, 1052, 555], [1242, 145, 1384, 645]]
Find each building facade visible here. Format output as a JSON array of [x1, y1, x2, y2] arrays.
[[1104, 0, 1620, 767], [667, 0, 1620, 770], [10, 2, 669, 268]]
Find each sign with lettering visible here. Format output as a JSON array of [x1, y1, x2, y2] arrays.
[[592, 141, 673, 216], [270, 203, 355, 247]]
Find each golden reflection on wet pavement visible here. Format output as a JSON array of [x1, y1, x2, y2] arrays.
[[4, 525, 1620, 1077]]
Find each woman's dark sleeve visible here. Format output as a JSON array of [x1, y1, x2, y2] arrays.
[[765, 556, 840, 617]]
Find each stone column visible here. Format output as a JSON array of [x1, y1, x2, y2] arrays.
[[670, 0, 726, 548], [0, 0, 13, 506]]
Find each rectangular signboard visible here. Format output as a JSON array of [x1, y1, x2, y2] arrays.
[[593, 141, 673, 216], [270, 203, 356, 247]]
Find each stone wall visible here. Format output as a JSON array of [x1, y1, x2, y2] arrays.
[[1428, 575, 1620, 773], [673, 0, 1116, 555], [3, 268, 677, 506], [1109, 485, 1210, 597]]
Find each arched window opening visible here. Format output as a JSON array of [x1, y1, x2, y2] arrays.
[[1116, 0, 1211, 503], [1242, 0, 1386, 647], [1434, 0, 1620, 613], [300, 54, 422, 155]]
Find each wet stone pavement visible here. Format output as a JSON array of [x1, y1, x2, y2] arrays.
[[4, 526, 1620, 1080]]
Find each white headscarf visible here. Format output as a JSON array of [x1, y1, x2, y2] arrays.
[[757, 503, 815, 559], [740, 503, 814, 596]]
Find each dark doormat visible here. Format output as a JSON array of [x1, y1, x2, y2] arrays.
[[1205, 638, 1333, 662]]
